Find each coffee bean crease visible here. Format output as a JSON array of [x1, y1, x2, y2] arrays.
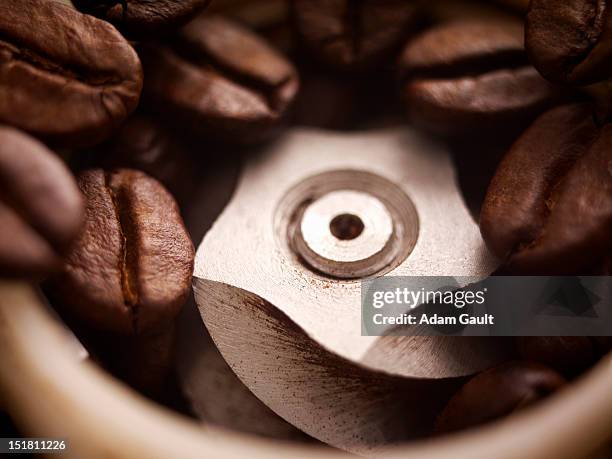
[[49, 169, 194, 335]]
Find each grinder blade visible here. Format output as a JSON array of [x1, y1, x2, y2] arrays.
[[192, 127, 505, 452]]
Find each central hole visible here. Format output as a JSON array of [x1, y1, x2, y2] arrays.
[[329, 213, 364, 241]]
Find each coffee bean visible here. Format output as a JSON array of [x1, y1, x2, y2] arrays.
[[517, 337, 606, 376], [290, 0, 422, 72], [48, 169, 194, 334], [0, 0, 142, 148], [140, 14, 299, 145], [435, 361, 565, 433], [0, 126, 84, 278], [72, 0, 210, 38], [526, 0, 612, 85], [398, 20, 559, 138], [480, 103, 612, 274]]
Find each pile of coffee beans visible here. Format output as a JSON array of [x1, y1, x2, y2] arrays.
[[0, 0, 610, 441]]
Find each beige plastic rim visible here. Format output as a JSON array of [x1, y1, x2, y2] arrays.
[[0, 280, 611, 459]]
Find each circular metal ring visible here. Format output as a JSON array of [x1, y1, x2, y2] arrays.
[[275, 170, 419, 280]]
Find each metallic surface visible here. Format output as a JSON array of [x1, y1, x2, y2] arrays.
[[193, 127, 504, 451], [290, 178, 417, 279]]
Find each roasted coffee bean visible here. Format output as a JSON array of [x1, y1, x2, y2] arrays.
[[73, 0, 210, 38], [480, 103, 612, 274], [517, 337, 611, 377], [435, 361, 565, 433], [398, 20, 559, 138], [0, 127, 84, 278], [526, 0, 612, 85], [48, 169, 194, 334], [290, 0, 422, 72], [0, 0, 142, 148], [95, 114, 198, 205], [141, 14, 299, 145]]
